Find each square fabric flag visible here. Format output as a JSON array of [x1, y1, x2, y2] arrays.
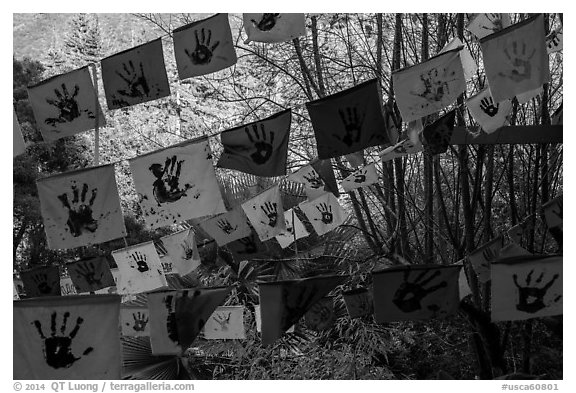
[[306, 79, 391, 159], [37, 164, 126, 250], [203, 306, 246, 340], [227, 231, 269, 262], [101, 38, 170, 109], [160, 228, 201, 276], [546, 30, 563, 54], [60, 276, 80, 296], [275, 208, 310, 249], [67, 256, 115, 293], [130, 136, 226, 229], [440, 37, 478, 81], [21, 265, 61, 298], [13, 108, 26, 157], [27, 66, 106, 142], [340, 162, 379, 192], [467, 236, 504, 283], [120, 307, 150, 337], [218, 109, 292, 177], [422, 110, 456, 155], [491, 255, 562, 321], [480, 15, 549, 103], [372, 264, 461, 323], [13, 294, 121, 379], [243, 13, 306, 43], [342, 288, 373, 319], [147, 291, 182, 355], [379, 137, 423, 163], [393, 49, 465, 123], [173, 13, 237, 79], [287, 164, 329, 200], [241, 185, 286, 241], [299, 193, 346, 236], [467, 87, 512, 134], [542, 195, 562, 230], [112, 241, 168, 295], [199, 207, 253, 246], [467, 13, 511, 40], [305, 297, 335, 331]]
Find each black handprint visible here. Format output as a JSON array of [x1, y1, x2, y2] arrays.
[[164, 295, 179, 343], [149, 156, 193, 205], [480, 96, 500, 117], [353, 168, 368, 183], [337, 107, 364, 146], [260, 201, 279, 227], [129, 251, 149, 273], [33, 312, 94, 369], [392, 269, 447, 313], [303, 171, 324, 189], [74, 260, 104, 288], [115, 60, 150, 99], [217, 219, 238, 235], [513, 270, 561, 314], [32, 273, 55, 295], [546, 31, 562, 52], [57, 182, 98, 238], [251, 13, 281, 31], [185, 28, 220, 65], [45, 84, 94, 127], [214, 312, 231, 331], [499, 41, 536, 83], [245, 124, 275, 165], [131, 312, 149, 332], [415, 67, 457, 103], [315, 202, 333, 225], [480, 13, 506, 34]]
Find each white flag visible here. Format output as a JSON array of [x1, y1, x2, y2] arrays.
[[160, 228, 201, 276], [120, 307, 150, 337], [243, 13, 306, 44], [299, 193, 347, 236], [203, 306, 246, 340], [112, 241, 168, 295], [466, 13, 511, 40], [516, 86, 543, 104], [241, 185, 286, 241], [287, 164, 327, 200], [440, 37, 478, 81], [129, 137, 226, 229], [198, 207, 253, 246], [546, 30, 563, 54], [274, 208, 310, 248], [466, 87, 512, 134], [13, 108, 26, 157], [340, 162, 379, 192], [468, 236, 504, 283], [379, 138, 422, 163]]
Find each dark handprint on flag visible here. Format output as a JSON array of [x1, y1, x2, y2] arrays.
[[353, 168, 368, 183], [32, 272, 57, 295], [480, 13, 506, 34], [214, 312, 231, 331], [246, 124, 275, 165], [33, 312, 94, 369], [415, 67, 457, 103], [315, 202, 333, 225], [303, 171, 324, 189], [131, 312, 149, 332], [115, 60, 150, 99], [58, 183, 98, 238], [499, 41, 535, 83], [546, 31, 562, 52], [217, 219, 238, 235], [74, 260, 104, 288], [337, 107, 364, 146], [186, 28, 220, 65], [480, 96, 499, 117], [393, 269, 447, 313], [45, 84, 95, 127], [149, 156, 193, 205], [251, 13, 281, 31], [261, 201, 279, 227], [513, 270, 561, 314], [164, 295, 179, 343], [129, 251, 149, 273]]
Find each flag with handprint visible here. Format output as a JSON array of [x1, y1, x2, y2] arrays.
[[372, 264, 461, 322], [379, 137, 423, 163], [340, 162, 379, 192], [467, 87, 512, 134], [60, 276, 81, 296], [305, 297, 336, 331], [241, 185, 286, 241], [37, 164, 126, 250], [112, 241, 168, 295], [101, 38, 170, 109], [393, 49, 465, 123], [120, 307, 150, 337], [440, 37, 478, 81], [13, 294, 121, 379], [480, 14, 549, 103], [21, 265, 61, 298], [466, 13, 511, 40], [299, 193, 347, 237], [287, 164, 329, 200], [67, 256, 115, 293], [491, 255, 562, 321], [160, 228, 201, 276], [173, 13, 237, 79], [467, 236, 504, 283], [129, 136, 226, 229], [306, 79, 391, 159], [546, 30, 563, 54], [342, 287, 374, 319], [311, 157, 341, 197], [13, 108, 26, 157], [203, 305, 246, 340], [27, 66, 106, 142], [274, 208, 310, 248], [422, 110, 456, 155], [198, 207, 253, 246], [218, 109, 292, 177], [243, 13, 306, 43], [227, 231, 269, 262]]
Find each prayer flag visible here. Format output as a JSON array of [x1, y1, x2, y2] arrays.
[[203, 305, 246, 340], [274, 208, 310, 249], [120, 307, 150, 337], [440, 37, 478, 81], [198, 207, 253, 246], [21, 265, 61, 298], [467, 13, 511, 40], [516, 86, 543, 104], [254, 304, 294, 333], [468, 236, 504, 283], [243, 13, 306, 43], [227, 231, 269, 262], [305, 297, 335, 331], [288, 164, 329, 200], [311, 158, 340, 197], [101, 38, 170, 109], [241, 185, 286, 241], [422, 110, 456, 155], [129, 137, 226, 229], [27, 66, 105, 142], [546, 30, 563, 54], [218, 109, 291, 177], [67, 256, 115, 293], [13, 108, 26, 157], [112, 241, 168, 295], [379, 137, 423, 163], [299, 193, 347, 236], [160, 228, 201, 276], [467, 87, 512, 134], [60, 276, 81, 296], [306, 79, 391, 159], [342, 287, 373, 319], [37, 164, 126, 250], [173, 13, 237, 79], [340, 162, 379, 192]]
